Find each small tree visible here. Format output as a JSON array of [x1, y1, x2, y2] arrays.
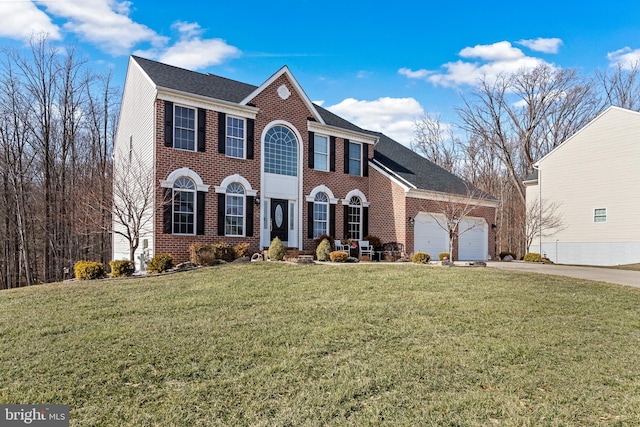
[[268, 237, 285, 261], [525, 196, 566, 252], [316, 238, 331, 261]]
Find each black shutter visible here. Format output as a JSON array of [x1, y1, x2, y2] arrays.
[[197, 108, 206, 152], [329, 204, 336, 238], [164, 101, 173, 147], [246, 118, 255, 159], [163, 188, 172, 233], [343, 139, 350, 174], [246, 197, 254, 237], [218, 112, 226, 154], [363, 144, 369, 177], [343, 204, 349, 238], [196, 191, 205, 235], [330, 136, 336, 172], [308, 131, 315, 169], [363, 207, 369, 238], [307, 201, 314, 239], [217, 193, 225, 235]]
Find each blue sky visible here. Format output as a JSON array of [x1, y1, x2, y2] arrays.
[[3, 0, 640, 144]]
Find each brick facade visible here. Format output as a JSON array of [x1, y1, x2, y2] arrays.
[[149, 65, 496, 263]]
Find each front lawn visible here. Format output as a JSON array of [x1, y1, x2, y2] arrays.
[[1, 263, 639, 426]]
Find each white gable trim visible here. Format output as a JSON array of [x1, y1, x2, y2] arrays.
[[406, 188, 499, 208], [308, 121, 378, 145], [158, 87, 258, 119], [240, 66, 325, 124], [535, 106, 640, 167], [368, 160, 415, 191]]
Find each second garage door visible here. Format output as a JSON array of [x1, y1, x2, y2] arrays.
[[458, 217, 488, 261]]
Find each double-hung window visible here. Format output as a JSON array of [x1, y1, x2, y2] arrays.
[[594, 208, 607, 223], [226, 116, 245, 158], [173, 177, 196, 234], [225, 182, 245, 236], [348, 142, 362, 176], [314, 135, 329, 171], [313, 192, 329, 238], [347, 196, 362, 240], [174, 105, 196, 151]]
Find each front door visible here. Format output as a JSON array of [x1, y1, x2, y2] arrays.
[[270, 199, 289, 242]]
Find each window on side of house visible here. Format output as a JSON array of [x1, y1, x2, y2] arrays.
[[347, 196, 362, 240], [226, 116, 245, 159], [348, 142, 362, 176], [174, 105, 196, 151], [314, 134, 329, 171], [225, 182, 245, 236], [313, 192, 329, 238], [594, 208, 607, 223], [173, 177, 196, 234]]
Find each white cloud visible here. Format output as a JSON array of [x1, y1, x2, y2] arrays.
[[399, 40, 555, 88], [607, 47, 640, 69], [0, 1, 60, 41], [326, 97, 425, 145], [35, 0, 165, 54], [135, 21, 240, 69], [517, 37, 563, 54]]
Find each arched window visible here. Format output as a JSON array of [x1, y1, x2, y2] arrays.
[[225, 182, 245, 236], [173, 177, 196, 234], [313, 192, 329, 238], [264, 125, 298, 176], [347, 196, 362, 240]]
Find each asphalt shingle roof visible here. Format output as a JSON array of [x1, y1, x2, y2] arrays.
[[133, 56, 494, 200]]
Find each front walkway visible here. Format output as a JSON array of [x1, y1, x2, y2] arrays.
[[487, 261, 640, 289]]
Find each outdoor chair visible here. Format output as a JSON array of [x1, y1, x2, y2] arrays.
[[358, 240, 374, 259], [334, 240, 349, 252]]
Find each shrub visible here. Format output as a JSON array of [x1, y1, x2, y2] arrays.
[[313, 234, 334, 250], [316, 238, 332, 261], [190, 243, 216, 266], [232, 243, 250, 260], [74, 261, 105, 280], [524, 252, 543, 263], [109, 260, 135, 278], [412, 252, 431, 264], [148, 254, 174, 273], [438, 252, 450, 261], [364, 235, 382, 251], [268, 237, 285, 261], [211, 242, 232, 262], [330, 251, 349, 262]]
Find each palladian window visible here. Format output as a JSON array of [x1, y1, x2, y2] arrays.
[[264, 125, 298, 176]]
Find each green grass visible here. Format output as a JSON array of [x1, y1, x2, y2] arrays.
[[2, 263, 640, 426]]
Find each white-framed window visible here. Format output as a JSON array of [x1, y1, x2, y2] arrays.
[[173, 177, 196, 234], [174, 105, 196, 151], [225, 182, 245, 236], [348, 142, 362, 176], [313, 192, 329, 238], [314, 134, 329, 171], [347, 196, 362, 240], [594, 208, 607, 223], [226, 116, 245, 158], [264, 125, 298, 176]]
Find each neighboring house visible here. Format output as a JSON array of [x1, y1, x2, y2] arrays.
[[113, 56, 498, 268], [525, 106, 640, 266]]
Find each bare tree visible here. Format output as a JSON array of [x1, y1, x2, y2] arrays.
[[411, 113, 461, 174], [525, 196, 566, 252], [596, 61, 640, 111]]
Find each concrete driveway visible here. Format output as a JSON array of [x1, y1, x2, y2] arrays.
[[487, 261, 640, 288]]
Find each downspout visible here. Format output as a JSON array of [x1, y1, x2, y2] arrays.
[[533, 164, 542, 254]]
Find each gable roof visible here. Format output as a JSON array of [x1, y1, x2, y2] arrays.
[[372, 133, 496, 200], [131, 55, 494, 201]]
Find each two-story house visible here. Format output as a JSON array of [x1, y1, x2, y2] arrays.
[[113, 56, 498, 266]]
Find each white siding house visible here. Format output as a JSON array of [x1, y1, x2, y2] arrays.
[[112, 58, 158, 269], [525, 106, 640, 266]]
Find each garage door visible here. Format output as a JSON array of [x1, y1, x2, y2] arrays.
[[458, 217, 488, 260], [414, 213, 449, 258]]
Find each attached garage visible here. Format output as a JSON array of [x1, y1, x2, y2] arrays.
[[414, 213, 449, 258], [458, 217, 488, 260]]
